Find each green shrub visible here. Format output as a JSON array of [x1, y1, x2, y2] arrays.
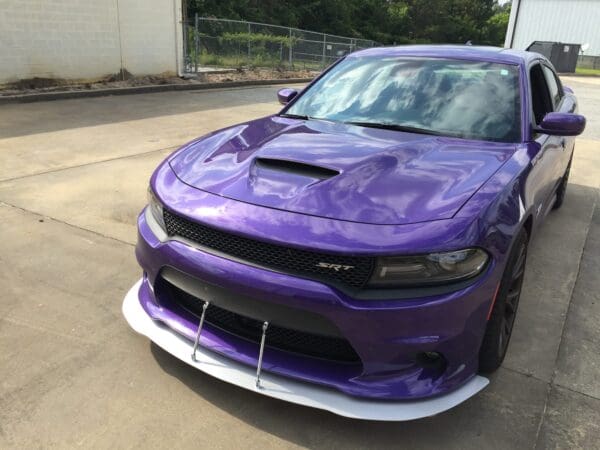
[[220, 32, 297, 48]]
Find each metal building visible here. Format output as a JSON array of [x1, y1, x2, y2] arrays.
[[505, 0, 600, 56]]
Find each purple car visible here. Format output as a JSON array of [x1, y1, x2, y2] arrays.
[[123, 45, 586, 420]]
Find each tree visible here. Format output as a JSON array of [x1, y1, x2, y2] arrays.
[[186, 0, 510, 46], [484, 2, 512, 45]]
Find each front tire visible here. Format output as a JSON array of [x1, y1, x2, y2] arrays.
[[478, 228, 529, 373]]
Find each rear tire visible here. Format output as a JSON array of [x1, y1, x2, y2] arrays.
[[553, 158, 572, 210], [478, 228, 529, 373]]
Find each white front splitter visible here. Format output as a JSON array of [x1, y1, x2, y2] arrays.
[[122, 279, 489, 421]]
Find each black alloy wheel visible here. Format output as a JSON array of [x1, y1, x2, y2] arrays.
[[479, 228, 529, 373]]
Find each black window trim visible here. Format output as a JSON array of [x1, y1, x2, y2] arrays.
[[528, 60, 554, 134]]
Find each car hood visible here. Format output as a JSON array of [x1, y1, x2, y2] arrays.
[[169, 116, 516, 225]]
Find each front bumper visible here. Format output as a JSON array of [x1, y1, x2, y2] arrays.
[[123, 279, 488, 421], [131, 189, 501, 400]]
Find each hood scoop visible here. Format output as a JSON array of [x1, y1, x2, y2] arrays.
[[254, 157, 339, 181]]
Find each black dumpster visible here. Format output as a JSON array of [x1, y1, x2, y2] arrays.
[[527, 41, 581, 73]]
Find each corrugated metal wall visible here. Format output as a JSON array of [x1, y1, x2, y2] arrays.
[[509, 0, 600, 56]]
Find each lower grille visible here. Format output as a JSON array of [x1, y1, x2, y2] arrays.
[[163, 209, 374, 289], [165, 282, 361, 363]]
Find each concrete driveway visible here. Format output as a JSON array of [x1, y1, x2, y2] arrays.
[[1, 80, 599, 449]]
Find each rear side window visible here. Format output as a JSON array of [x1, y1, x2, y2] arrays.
[[542, 65, 563, 109]]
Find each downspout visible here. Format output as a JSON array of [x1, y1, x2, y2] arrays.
[[505, 0, 522, 49], [115, 0, 125, 78], [173, 0, 183, 76]]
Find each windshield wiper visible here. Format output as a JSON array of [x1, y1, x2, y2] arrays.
[[345, 121, 445, 136], [279, 113, 311, 120]]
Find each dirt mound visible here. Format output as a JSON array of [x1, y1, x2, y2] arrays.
[[0, 68, 316, 97]]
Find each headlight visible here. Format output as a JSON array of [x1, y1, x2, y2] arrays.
[[368, 248, 489, 287], [147, 187, 166, 231]]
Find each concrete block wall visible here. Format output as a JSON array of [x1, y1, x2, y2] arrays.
[[0, 0, 183, 83]]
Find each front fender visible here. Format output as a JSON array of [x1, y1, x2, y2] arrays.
[[458, 144, 534, 271]]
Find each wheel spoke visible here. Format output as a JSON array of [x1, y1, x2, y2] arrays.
[[512, 249, 526, 279], [512, 265, 525, 281], [506, 288, 520, 299], [505, 300, 516, 315], [498, 317, 512, 355], [504, 319, 512, 335], [507, 288, 520, 304]]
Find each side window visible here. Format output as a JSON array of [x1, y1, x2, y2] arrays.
[[529, 63, 553, 125], [542, 65, 563, 109]]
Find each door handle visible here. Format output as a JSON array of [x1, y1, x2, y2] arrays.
[[560, 138, 566, 150]]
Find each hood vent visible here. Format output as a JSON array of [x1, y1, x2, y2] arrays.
[[255, 157, 339, 180]]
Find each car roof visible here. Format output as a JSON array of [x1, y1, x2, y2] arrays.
[[350, 45, 543, 66]]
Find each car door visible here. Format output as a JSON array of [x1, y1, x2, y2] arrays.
[[528, 61, 564, 218]]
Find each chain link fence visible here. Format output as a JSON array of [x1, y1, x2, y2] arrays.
[[577, 55, 600, 71], [183, 17, 379, 73]]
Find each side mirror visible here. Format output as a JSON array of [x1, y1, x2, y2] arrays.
[[277, 88, 299, 105], [563, 86, 574, 94], [536, 112, 586, 136]]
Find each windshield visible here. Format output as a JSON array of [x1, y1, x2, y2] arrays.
[[285, 56, 521, 142]]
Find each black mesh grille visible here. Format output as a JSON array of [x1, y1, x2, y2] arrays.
[[163, 209, 375, 289], [170, 284, 360, 363]]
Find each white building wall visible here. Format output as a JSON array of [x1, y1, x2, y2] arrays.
[[0, 0, 183, 83], [506, 0, 600, 55], [118, 0, 181, 76]]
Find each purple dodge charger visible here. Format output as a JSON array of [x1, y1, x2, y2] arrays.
[[123, 46, 585, 420]]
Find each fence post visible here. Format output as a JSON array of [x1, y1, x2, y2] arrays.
[[182, 18, 188, 72], [322, 34, 327, 68], [247, 22, 251, 63], [194, 13, 199, 73], [288, 27, 293, 68]]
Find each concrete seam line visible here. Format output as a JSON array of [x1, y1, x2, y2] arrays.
[[500, 365, 548, 385], [0, 146, 178, 184], [546, 189, 598, 386], [0, 78, 313, 104], [0, 201, 135, 248], [1, 316, 99, 346], [533, 383, 552, 450], [496, 367, 600, 424], [551, 381, 600, 403], [532, 191, 599, 449]]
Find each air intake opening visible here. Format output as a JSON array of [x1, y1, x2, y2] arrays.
[[255, 157, 340, 180], [415, 351, 447, 377], [157, 276, 362, 364]]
